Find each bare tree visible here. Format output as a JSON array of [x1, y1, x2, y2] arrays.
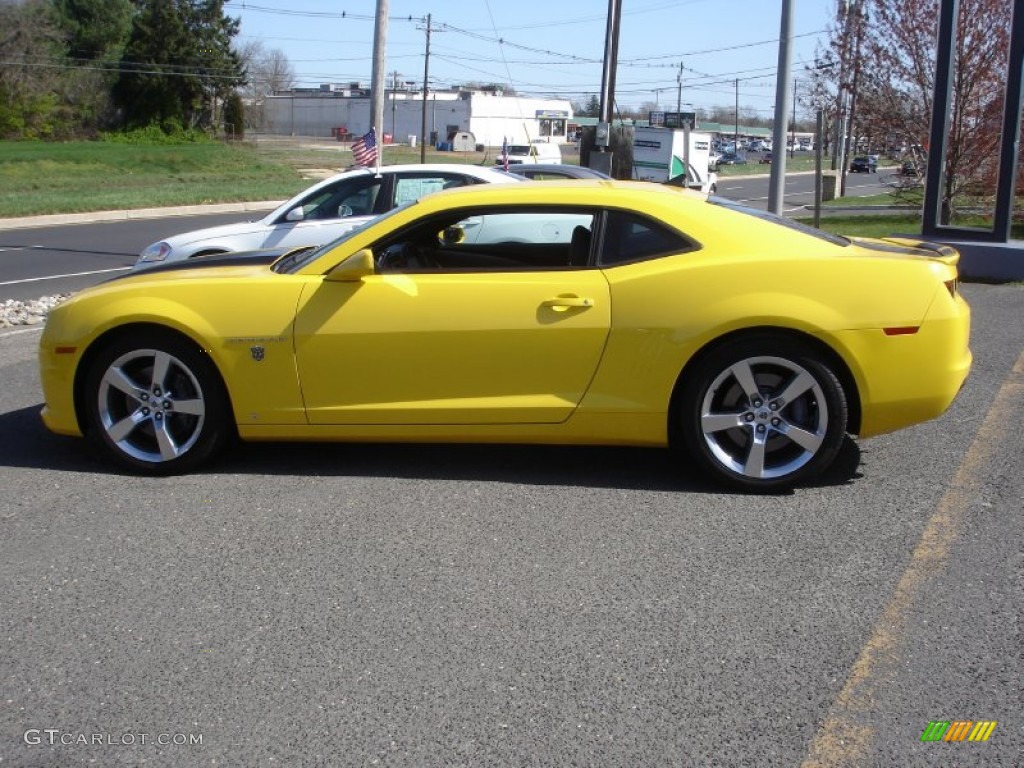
[[856, 0, 1011, 221], [236, 39, 296, 131]]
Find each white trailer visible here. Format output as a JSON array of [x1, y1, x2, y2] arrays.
[[632, 126, 718, 195]]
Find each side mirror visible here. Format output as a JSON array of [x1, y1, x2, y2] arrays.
[[439, 225, 465, 246], [285, 207, 305, 222], [325, 248, 375, 282], [337, 204, 354, 218]]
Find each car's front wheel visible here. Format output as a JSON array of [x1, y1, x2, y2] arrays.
[[677, 335, 848, 491], [83, 331, 231, 474]]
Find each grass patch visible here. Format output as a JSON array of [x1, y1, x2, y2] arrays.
[[795, 214, 925, 239], [797, 213, 1024, 240], [0, 138, 512, 217], [0, 140, 312, 217]]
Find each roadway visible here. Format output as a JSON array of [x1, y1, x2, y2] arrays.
[[0, 169, 899, 303]]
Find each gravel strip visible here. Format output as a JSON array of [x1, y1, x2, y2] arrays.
[[0, 294, 72, 328]]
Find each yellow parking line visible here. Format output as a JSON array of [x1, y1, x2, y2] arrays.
[[800, 349, 1024, 767]]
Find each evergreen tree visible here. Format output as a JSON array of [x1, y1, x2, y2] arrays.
[[113, 0, 244, 131], [52, 0, 133, 61]]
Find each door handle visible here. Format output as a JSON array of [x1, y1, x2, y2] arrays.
[[543, 296, 593, 309]]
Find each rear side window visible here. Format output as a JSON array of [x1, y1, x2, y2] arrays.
[[598, 211, 695, 266]]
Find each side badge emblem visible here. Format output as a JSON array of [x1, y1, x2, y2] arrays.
[[250, 345, 265, 362]]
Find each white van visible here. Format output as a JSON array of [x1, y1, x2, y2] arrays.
[[498, 140, 562, 165]]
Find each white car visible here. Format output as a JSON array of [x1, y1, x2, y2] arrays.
[[135, 164, 522, 269]]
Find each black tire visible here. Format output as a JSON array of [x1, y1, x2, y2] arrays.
[[82, 330, 231, 475], [676, 334, 848, 491]]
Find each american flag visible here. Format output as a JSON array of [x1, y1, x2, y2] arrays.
[[501, 137, 509, 171], [351, 128, 378, 167]]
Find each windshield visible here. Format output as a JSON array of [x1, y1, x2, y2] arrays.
[[707, 197, 850, 247], [273, 200, 419, 273]]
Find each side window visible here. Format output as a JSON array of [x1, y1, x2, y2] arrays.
[[393, 173, 473, 206], [300, 177, 383, 220], [598, 210, 694, 266], [374, 209, 596, 272]]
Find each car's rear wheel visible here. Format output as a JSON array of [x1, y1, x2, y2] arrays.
[[677, 335, 848, 491], [83, 331, 231, 474]]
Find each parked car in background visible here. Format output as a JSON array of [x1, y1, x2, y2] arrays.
[[849, 155, 878, 173], [717, 152, 747, 165], [134, 164, 521, 270], [41, 182, 971, 491], [505, 164, 611, 180], [901, 159, 924, 176], [497, 140, 563, 165], [759, 151, 772, 165]]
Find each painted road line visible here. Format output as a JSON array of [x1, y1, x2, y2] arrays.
[[800, 349, 1024, 767], [0, 267, 130, 286]]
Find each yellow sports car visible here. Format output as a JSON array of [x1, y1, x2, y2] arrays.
[[38, 182, 971, 491]]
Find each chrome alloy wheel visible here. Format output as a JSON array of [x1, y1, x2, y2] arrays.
[[699, 355, 829, 480], [96, 348, 207, 463]]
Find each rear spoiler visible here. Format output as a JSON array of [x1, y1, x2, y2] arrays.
[[853, 237, 960, 267]]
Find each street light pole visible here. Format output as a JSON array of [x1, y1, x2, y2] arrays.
[[767, 0, 794, 215]]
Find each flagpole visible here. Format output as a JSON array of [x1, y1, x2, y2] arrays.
[[374, 125, 382, 177]]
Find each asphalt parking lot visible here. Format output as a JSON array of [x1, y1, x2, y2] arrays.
[[1, 282, 1021, 767]]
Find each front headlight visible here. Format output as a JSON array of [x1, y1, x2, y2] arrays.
[[138, 241, 172, 263]]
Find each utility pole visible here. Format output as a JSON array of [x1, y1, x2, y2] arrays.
[[369, 0, 389, 138], [419, 13, 432, 162], [591, 0, 622, 175], [676, 62, 684, 116], [767, 0, 793, 215], [734, 78, 739, 151]]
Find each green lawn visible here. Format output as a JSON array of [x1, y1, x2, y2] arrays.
[[0, 139, 513, 217], [794, 214, 925, 239], [0, 140, 314, 217], [797, 213, 1024, 240]]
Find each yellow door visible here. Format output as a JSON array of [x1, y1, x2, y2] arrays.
[[293, 270, 611, 424]]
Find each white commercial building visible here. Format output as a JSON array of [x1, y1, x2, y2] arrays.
[[262, 85, 573, 149]]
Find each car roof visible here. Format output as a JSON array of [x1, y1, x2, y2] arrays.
[[415, 179, 705, 210], [507, 164, 611, 179], [261, 163, 520, 222]]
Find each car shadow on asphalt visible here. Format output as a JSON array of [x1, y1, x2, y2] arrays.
[[1, 404, 863, 495]]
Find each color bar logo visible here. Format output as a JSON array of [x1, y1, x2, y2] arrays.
[[921, 720, 997, 742]]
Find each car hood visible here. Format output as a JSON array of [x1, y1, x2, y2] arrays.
[[112, 247, 302, 283], [160, 218, 273, 247]]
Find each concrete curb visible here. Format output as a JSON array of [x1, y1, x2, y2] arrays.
[[0, 200, 285, 231]]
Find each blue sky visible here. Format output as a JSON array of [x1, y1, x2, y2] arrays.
[[223, 1, 835, 118]]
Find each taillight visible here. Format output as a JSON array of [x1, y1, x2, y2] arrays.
[[944, 278, 959, 297]]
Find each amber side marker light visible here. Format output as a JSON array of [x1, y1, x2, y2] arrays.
[[883, 327, 920, 336], [55, 346, 77, 354]]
